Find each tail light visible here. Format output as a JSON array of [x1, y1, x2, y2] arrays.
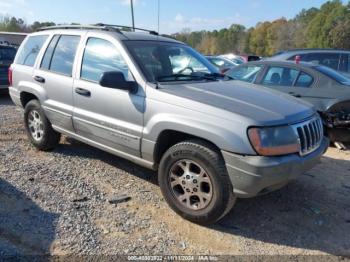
[[8, 66, 13, 87]]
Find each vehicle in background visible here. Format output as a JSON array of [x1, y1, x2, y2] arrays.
[[240, 55, 261, 63], [268, 49, 350, 77], [205, 55, 238, 73], [9, 25, 328, 225], [221, 53, 261, 63], [0, 32, 27, 48], [0, 45, 17, 91], [226, 60, 350, 145], [220, 53, 245, 65]]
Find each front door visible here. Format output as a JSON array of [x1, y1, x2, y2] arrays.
[[72, 36, 145, 157]]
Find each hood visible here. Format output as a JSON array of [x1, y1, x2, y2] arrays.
[[158, 80, 315, 126]]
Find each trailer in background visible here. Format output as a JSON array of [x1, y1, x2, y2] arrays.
[[0, 32, 27, 91], [0, 31, 27, 48]]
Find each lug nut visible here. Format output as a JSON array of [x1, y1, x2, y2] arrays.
[[186, 175, 190, 179], [193, 179, 197, 184], [193, 188, 197, 192]]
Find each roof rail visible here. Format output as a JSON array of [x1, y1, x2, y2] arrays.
[[94, 23, 158, 35], [37, 24, 159, 36], [36, 24, 123, 34]]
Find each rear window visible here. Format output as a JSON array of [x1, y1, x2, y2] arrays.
[[314, 65, 350, 85], [0, 47, 16, 62], [15, 35, 48, 66]]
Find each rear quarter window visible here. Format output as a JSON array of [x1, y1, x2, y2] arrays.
[[15, 35, 48, 66]]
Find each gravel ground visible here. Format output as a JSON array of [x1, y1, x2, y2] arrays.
[[0, 94, 350, 258]]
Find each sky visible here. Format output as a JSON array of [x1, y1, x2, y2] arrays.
[[0, 0, 331, 34]]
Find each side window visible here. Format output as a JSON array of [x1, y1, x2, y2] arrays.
[[49, 35, 80, 76], [290, 53, 341, 71], [295, 72, 314, 87], [81, 38, 131, 82], [40, 35, 60, 70], [15, 35, 48, 66], [262, 66, 298, 86], [227, 65, 262, 83]]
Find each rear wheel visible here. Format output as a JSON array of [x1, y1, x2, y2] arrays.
[[24, 100, 61, 151], [158, 140, 236, 225]]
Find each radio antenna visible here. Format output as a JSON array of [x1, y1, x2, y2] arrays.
[[130, 0, 135, 31], [157, 0, 160, 34]]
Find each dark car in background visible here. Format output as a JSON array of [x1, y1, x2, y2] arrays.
[[0, 45, 17, 92], [205, 56, 238, 73], [226, 60, 350, 145], [268, 49, 350, 77]]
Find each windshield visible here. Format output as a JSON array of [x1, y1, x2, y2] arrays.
[[124, 41, 219, 82], [314, 65, 350, 85], [226, 65, 263, 83]]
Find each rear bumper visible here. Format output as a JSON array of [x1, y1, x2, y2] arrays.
[[222, 137, 329, 198]]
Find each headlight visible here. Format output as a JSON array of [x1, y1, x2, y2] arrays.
[[248, 126, 300, 156]]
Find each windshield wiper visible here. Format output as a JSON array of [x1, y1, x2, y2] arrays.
[[199, 72, 234, 80], [156, 74, 206, 82]]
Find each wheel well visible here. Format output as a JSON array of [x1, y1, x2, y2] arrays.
[[154, 130, 220, 164], [20, 92, 38, 108]]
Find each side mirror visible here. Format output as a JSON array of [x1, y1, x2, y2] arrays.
[[99, 71, 138, 93]]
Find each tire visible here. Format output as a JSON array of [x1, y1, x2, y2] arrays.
[[158, 139, 236, 225], [24, 99, 61, 151]]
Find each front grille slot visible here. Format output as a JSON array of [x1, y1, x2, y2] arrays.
[[294, 117, 323, 156]]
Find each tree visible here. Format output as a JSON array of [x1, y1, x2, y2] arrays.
[[31, 21, 56, 31]]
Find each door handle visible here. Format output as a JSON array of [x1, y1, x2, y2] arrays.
[[288, 92, 301, 98], [75, 87, 91, 97], [34, 76, 45, 83]]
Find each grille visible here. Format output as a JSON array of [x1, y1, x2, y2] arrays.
[[293, 116, 324, 156]]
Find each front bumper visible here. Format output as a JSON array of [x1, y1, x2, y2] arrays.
[[222, 137, 329, 198]]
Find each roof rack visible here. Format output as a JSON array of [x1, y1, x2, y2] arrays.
[[94, 23, 158, 35], [37, 24, 123, 33], [37, 24, 159, 36]]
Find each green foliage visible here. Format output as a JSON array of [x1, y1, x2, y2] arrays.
[[0, 16, 30, 32], [0, 16, 55, 33], [173, 0, 350, 56], [31, 21, 56, 31]]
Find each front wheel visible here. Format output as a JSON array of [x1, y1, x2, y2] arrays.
[[158, 140, 236, 225], [24, 99, 61, 151]]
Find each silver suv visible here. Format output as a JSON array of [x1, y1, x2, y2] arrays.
[[9, 25, 329, 224]]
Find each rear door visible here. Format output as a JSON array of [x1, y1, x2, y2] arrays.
[[34, 33, 82, 132], [72, 35, 145, 157]]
